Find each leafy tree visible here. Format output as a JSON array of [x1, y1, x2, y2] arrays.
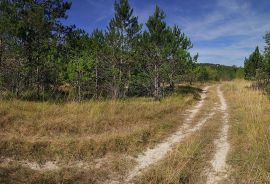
[[197, 67, 209, 82]]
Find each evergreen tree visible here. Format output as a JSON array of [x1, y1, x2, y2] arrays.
[[244, 46, 263, 80], [106, 0, 142, 98], [263, 32, 270, 82], [0, 0, 223, 100], [166, 25, 192, 90], [90, 29, 107, 98], [143, 5, 168, 100], [0, 0, 71, 99]]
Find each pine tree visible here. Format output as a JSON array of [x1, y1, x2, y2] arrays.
[[66, 29, 94, 101], [144, 5, 168, 100], [263, 32, 270, 81], [0, 0, 71, 99], [166, 25, 192, 90], [90, 29, 106, 98], [0, 0, 201, 100], [106, 0, 141, 98], [244, 46, 263, 80]]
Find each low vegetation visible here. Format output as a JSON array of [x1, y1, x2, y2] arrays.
[[1, 0, 269, 184], [223, 80, 270, 183], [0, 85, 203, 183]]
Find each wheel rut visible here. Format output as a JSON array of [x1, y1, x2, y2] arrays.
[[206, 85, 230, 184], [125, 86, 219, 183]]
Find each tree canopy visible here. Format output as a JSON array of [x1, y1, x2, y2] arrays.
[[243, 32, 270, 94], [0, 0, 243, 101]]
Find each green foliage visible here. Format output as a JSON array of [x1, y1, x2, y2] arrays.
[[262, 32, 270, 80], [196, 63, 243, 82], [0, 0, 243, 101], [243, 32, 270, 94], [0, 0, 71, 99], [244, 46, 263, 80], [106, 0, 142, 98]]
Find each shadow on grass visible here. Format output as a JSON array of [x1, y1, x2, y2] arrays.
[[0, 85, 204, 103], [164, 85, 203, 100]]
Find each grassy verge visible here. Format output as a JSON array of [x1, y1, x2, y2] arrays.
[[0, 85, 203, 183], [223, 80, 270, 183]]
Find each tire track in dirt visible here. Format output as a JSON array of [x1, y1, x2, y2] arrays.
[[125, 86, 214, 183], [206, 85, 230, 184]]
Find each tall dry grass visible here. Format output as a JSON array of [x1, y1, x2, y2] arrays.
[[223, 80, 270, 183], [0, 86, 205, 184], [0, 94, 197, 162]]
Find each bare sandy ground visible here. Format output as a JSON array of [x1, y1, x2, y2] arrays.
[[125, 86, 213, 183], [206, 85, 230, 184]]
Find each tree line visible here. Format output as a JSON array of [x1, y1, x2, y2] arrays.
[[196, 63, 243, 82], [244, 32, 270, 93], [0, 0, 242, 101]]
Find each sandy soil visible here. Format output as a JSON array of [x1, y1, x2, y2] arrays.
[[125, 86, 213, 183], [206, 85, 230, 184]]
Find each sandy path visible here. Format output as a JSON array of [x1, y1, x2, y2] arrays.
[[206, 85, 230, 184], [125, 86, 213, 183]]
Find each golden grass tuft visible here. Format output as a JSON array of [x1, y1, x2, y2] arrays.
[[223, 80, 270, 183]]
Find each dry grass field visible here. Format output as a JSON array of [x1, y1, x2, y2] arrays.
[[0, 81, 269, 184], [0, 86, 202, 183], [223, 80, 270, 183]]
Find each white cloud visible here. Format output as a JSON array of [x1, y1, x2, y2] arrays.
[[176, 0, 270, 66], [84, 0, 270, 66]]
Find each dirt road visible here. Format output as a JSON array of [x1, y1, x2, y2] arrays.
[[125, 85, 231, 184], [206, 85, 230, 184], [1, 85, 231, 184]]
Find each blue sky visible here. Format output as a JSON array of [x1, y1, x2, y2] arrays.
[[62, 0, 270, 66]]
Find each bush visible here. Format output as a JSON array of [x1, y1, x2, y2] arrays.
[[264, 83, 270, 94], [0, 90, 17, 100]]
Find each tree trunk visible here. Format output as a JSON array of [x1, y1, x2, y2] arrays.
[[124, 68, 131, 97], [0, 38, 3, 65], [78, 72, 81, 102], [169, 73, 175, 91], [119, 67, 122, 98], [154, 64, 160, 100], [112, 64, 118, 99], [37, 67, 40, 98], [95, 61, 98, 98]]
